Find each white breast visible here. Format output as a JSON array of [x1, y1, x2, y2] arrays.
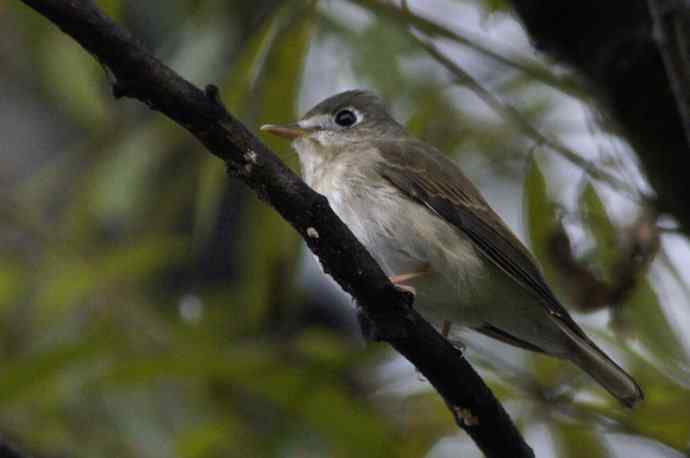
[[295, 140, 491, 326]]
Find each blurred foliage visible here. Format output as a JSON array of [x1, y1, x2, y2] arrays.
[[1, 0, 689, 457]]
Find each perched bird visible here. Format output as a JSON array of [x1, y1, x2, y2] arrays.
[[261, 90, 643, 407]]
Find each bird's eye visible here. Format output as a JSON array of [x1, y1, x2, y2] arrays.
[[334, 109, 357, 127]]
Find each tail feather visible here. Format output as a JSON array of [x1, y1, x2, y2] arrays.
[[551, 316, 644, 408]]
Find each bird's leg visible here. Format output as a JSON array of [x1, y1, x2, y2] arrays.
[[440, 320, 465, 353], [388, 264, 431, 296], [391, 282, 416, 295], [357, 266, 431, 343], [441, 320, 451, 338], [389, 271, 428, 283]]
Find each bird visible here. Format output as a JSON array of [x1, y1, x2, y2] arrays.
[[261, 89, 643, 407]]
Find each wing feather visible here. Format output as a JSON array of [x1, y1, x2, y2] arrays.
[[374, 140, 587, 338]]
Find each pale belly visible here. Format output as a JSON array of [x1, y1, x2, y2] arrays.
[[305, 157, 569, 354], [315, 175, 503, 328], [292, 137, 581, 359]]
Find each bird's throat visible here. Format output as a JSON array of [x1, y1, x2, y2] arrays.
[[293, 137, 339, 187]]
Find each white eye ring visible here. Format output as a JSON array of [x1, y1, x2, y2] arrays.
[[334, 109, 358, 127]]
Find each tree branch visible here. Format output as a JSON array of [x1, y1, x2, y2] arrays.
[[546, 213, 659, 313], [414, 36, 645, 203], [351, 0, 582, 97], [0, 442, 27, 458], [17, 1, 533, 456], [506, 0, 690, 236], [647, 0, 690, 147]]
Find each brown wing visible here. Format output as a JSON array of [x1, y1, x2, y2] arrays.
[[374, 139, 588, 340], [475, 325, 546, 353]]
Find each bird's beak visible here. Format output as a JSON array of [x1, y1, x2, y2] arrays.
[[260, 123, 313, 140]]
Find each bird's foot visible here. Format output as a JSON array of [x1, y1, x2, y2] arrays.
[[388, 265, 431, 297], [441, 320, 451, 338], [440, 321, 465, 354], [450, 338, 466, 355], [392, 283, 416, 296]]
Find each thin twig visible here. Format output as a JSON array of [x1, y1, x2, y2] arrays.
[[350, 0, 583, 96], [504, 0, 690, 236], [415, 37, 647, 204], [647, 0, 690, 148]]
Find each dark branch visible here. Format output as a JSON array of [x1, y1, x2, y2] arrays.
[[506, 0, 690, 235], [17, 1, 533, 456], [647, 0, 690, 146], [413, 36, 643, 202], [0, 443, 27, 458], [547, 213, 659, 313]]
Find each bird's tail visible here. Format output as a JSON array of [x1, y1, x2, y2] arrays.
[[551, 317, 643, 408]]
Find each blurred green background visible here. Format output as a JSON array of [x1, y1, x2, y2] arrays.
[[1, 0, 689, 457]]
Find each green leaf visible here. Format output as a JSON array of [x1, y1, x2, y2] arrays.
[[221, 4, 296, 114], [254, 4, 316, 162], [34, 235, 186, 321], [581, 182, 618, 276], [192, 156, 227, 247], [405, 87, 466, 154], [613, 278, 686, 365], [39, 29, 111, 128], [190, 5, 297, 246], [524, 159, 560, 280], [61, 119, 185, 238], [95, 0, 122, 18], [0, 335, 109, 404], [553, 421, 609, 458], [0, 261, 25, 312], [235, 4, 317, 326], [583, 377, 690, 453], [176, 418, 258, 458], [480, 0, 511, 14], [350, 20, 416, 100]]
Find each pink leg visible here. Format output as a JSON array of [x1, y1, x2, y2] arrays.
[[392, 283, 417, 295], [441, 320, 451, 338], [388, 265, 431, 297], [389, 271, 428, 284]]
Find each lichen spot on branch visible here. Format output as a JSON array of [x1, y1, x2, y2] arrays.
[[453, 406, 480, 426], [243, 149, 258, 174]]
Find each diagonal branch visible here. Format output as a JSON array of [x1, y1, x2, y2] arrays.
[[506, 0, 690, 236], [414, 37, 647, 203], [17, 0, 533, 456], [0, 443, 27, 458], [350, 0, 582, 97], [647, 0, 690, 147]]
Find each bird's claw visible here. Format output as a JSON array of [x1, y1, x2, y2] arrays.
[[392, 283, 416, 296]]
